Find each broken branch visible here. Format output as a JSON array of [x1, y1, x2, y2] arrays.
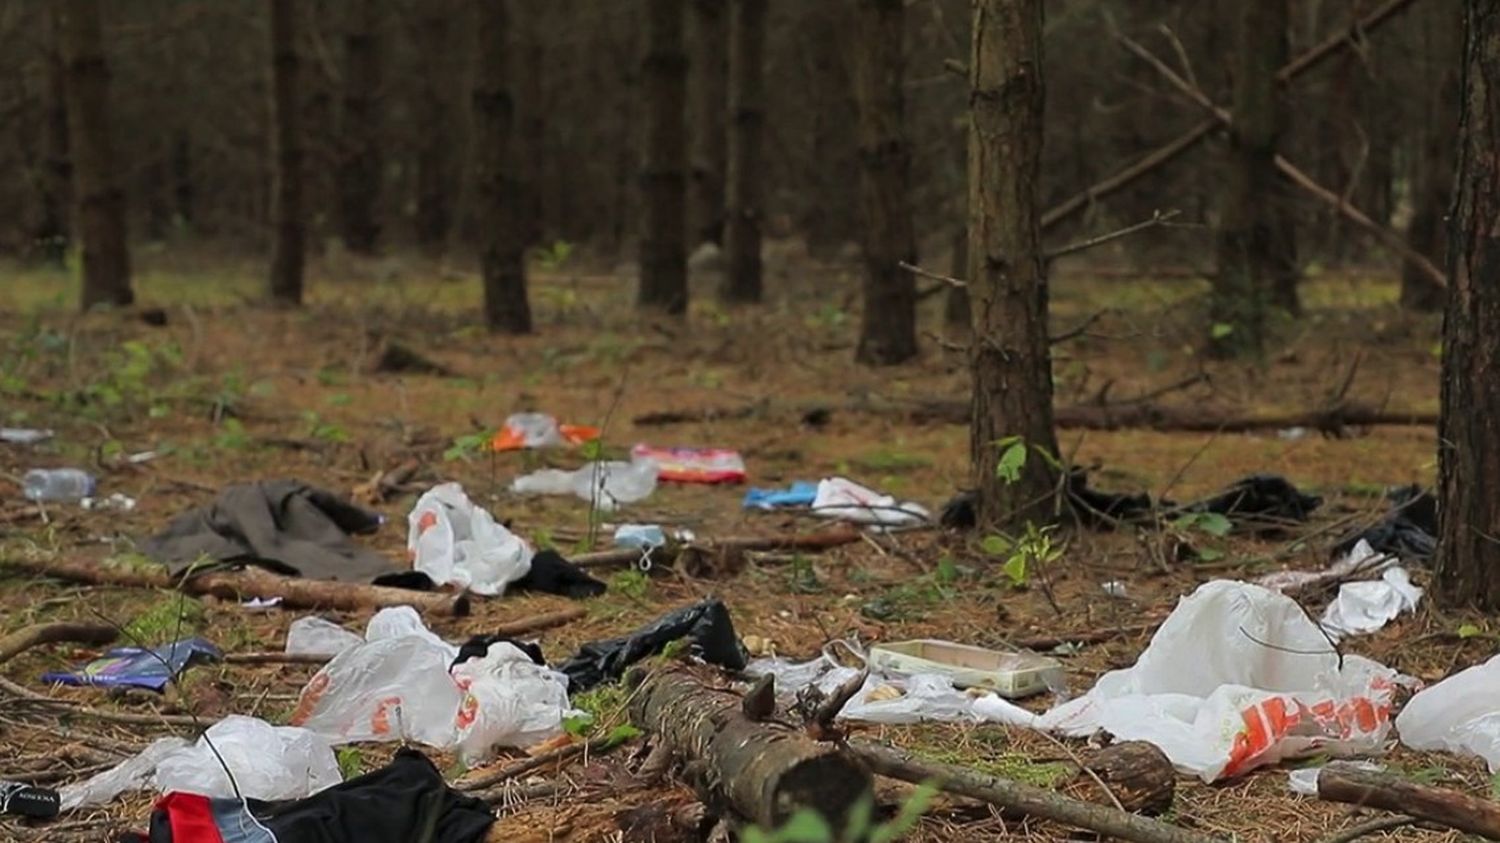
[[0, 622, 118, 667], [572, 527, 863, 571], [1318, 766, 1500, 841]]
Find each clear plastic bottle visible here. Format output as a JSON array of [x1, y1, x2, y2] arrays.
[[22, 469, 97, 502]]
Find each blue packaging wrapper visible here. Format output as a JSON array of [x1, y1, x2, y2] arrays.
[[41, 637, 222, 693]]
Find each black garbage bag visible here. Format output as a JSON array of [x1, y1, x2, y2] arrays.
[[1186, 474, 1322, 524], [1332, 485, 1437, 562], [560, 598, 747, 692]]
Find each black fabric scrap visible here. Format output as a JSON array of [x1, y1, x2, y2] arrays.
[[452, 635, 546, 669], [940, 471, 1153, 530], [511, 549, 607, 599], [1185, 474, 1322, 523], [1333, 485, 1437, 561], [560, 598, 747, 692]]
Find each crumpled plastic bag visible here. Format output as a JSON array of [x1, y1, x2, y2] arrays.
[[838, 672, 981, 724], [511, 458, 659, 510], [491, 413, 600, 451], [285, 616, 364, 657], [630, 444, 746, 484], [1256, 539, 1396, 594], [1396, 652, 1500, 771], [58, 716, 338, 810], [972, 580, 1408, 782], [811, 477, 929, 527], [407, 483, 533, 596], [290, 610, 568, 763], [1319, 566, 1422, 641]]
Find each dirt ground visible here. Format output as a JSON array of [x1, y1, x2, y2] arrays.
[[0, 248, 1490, 842]]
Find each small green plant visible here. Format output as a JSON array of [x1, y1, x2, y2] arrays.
[[1171, 512, 1233, 537], [535, 239, 575, 271], [124, 592, 206, 642], [1458, 622, 1484, 639], [212, 417, 253, 451], [787, 554, 823, 594], [301, 410, 350, 444], [994, 436, 1028, 484], [609, 569, 651, 600], [981, 522, 1062, 589], [741, 784, 937, 843], [336, 747, 364, 779], [444, 430, 492, 462]]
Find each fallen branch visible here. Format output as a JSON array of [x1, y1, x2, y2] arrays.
[[460, 733, 624, 792], [0, 675, 200, 728], [1047, 209, 1183, 261], [1, 555, 470, 617], [572, 527, 863, 571], [631, 667, 873, 827], [1318, 766, 1500, 841], [0, 622, 118, 667], [907, 398, 1436, 434], [851, 742, 1221, 843], [1013, 619, 1163, 651]]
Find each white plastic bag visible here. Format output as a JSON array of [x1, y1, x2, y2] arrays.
[[1319, 567, 1422, 641], [511, 459, 659, 510], [1396, 652, 1500, 771], [154, 715, 341, 801], [452, 643, 573, 759], [973, 580, 1407, 782], [364, 605, 459, 660], [501, 413, 567, 449], [1257, 539, 1395, 594], [59, 736, 190, 810], [285, 616, 364, 657], [838, 673, 981, 724], [811, 477, 929, 527], [407, 483, 533, 596]]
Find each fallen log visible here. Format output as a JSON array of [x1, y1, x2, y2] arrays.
[[907, 398, 1437, 434], [1060, 742, 1176, 816], [0, 622, 118, 667], [1318, 766, 1500, 841], [573, 527, 864, 571], [851, 741, 1221, 843], [1, 555, 470, 617], [630, 668, 873, 828]]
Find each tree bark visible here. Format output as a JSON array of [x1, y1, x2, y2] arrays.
[[268, 0, 306, 306], [1436, 0, 1500, 610], [1318, 766, 1500, 840], [413, 0, 453, 252], [639, 0, 689, 314], [338, 0, 382, 255], [1403, 2, 1461, 313], [59, 0, 132, 311], [945, 225, 971, 339], [630, 668, 873, 828], [967, 0, 1060, 528], [472, 0, 532, 334], [1211, 0, 1290, 356], [721, 0, 766, 303], [688, 0, 728, 247], [800, 1, 860, 258], [37, 4, 72, 267], [852, 0, 918, 365]]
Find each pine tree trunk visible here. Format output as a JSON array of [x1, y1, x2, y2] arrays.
[[268, 0, 305, 306], [852, 0, 917, 366], [472, 0, 532, 335], [516, 2, 548, 248], [1436, 0, 1500, 610], [688, 0, 728, 247], [639, 0, 689, 314], [172, 133, 193, 227], [413, 0, 453, 252], [38, 4, 71, 267], [1403, 3, 1460, 314], [338, 0, 382, 255], [59, 0, 132, 310], [945, 225, 971, 338], [801, 1, 859, 259], [1211, 0, 1289, 356], [968, 0, 1059, 528], [722, 0, 766, 303]]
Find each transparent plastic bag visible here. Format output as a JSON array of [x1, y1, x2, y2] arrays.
[[1396, 652, 1500, 771], [511, 459, 658, 510], [452, 643, 573, 762], [290, 636, 465, 748], [58, 736, 189, 810], [364, 605, 458, 659], [285, 616, 363, 657], [154, 715, 341, 801], [407, 483, 533, 596]]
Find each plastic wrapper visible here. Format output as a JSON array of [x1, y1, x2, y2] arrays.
[[811, 477, 929, 527], [285, 616, 364, 657], [511, 459, 659, 510], [1319, 566, 1422, 641]]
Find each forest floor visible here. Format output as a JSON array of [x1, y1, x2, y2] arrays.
[[0, 246, 1488, 842]]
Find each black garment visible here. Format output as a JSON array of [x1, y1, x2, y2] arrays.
[[511, 549, 607, 599], [140, 480, 404, 584], [560, 598, 747, 692], [1333, 485, 1437, 562], [453, 635, 546, 669], [940, 471, 1154, 530], [1186, 474, 1323, 523]]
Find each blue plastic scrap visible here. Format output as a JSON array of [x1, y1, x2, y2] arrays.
[[41, 637, 222, 692], [743, 481, 818, 510]]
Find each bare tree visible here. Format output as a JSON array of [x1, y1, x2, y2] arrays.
[[413, 0, 453, 252], [59, 0, 131, 310], [1436, 0, 1500, 609], [639, 0, 689, 313], [472, 0, 532, 334], [688, 0, 728, 247], [268, 0, 305, 306], [852, 0, 917, 365], [338, 0, 382, 255], [1403, 2, 1461, 314], [968, 0, 1059, 527], [722, 0, 766, 303]]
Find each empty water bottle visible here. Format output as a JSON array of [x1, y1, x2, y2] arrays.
[[23, 469, 97, 502]]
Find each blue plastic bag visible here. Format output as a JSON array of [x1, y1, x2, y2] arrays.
[[743, 481, 818, 510], [41, 637, 221, 692]]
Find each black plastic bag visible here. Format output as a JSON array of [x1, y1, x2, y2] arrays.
[[1186, 474, 1322, 524], [560, 599, 747, 692], [1333, 485, 1437, 561]]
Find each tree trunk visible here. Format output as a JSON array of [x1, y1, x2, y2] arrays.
[[268, 0, 305, 306], [1436, 0, 1500, 610], [338, 0, 382, 255], [516, 2, 549, 248], [639, 0, 689, 314], [413, 0, 453, 252], [687, 0, 728, 247], [629, 668, 873, 828], [1318, 766, 1500, 840], [472, 0, 532, 335], [944, 224, 971, 339], [59, 0, 132, 311], [37, 4, 72, 267], [801, 1, 859, 259], [967, 0, 1060, 528], [722, 0, 766, 303], [1403, 2, 1461, 313], [852, 0, 918, 366], [1212, 0, 1291, 356], [172, 132, 193, 228]]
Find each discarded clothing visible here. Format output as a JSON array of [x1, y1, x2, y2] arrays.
[[744, 481, 819, 510], [560, 598, 748, 692], [511, 549, 606, 599], [454, 635, 545, 669], [940, 472, 1153, 529], [1185, 474, 1322, 526], [42, 638, 221, 693], [1333, 485, 1437, 562], [125, 748, 493, 843], [141, 480, 402, 584], [630, 444, 747, 484]]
